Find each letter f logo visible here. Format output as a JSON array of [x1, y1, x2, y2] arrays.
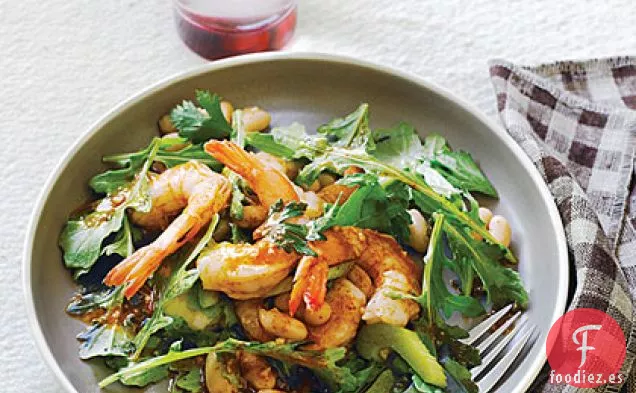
[[572, 324, 602, 368]]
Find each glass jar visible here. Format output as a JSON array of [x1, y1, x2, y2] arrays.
[[173, 0, 297, 60]]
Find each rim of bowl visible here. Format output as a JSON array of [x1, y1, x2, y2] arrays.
[[23, 51, 569, 393]]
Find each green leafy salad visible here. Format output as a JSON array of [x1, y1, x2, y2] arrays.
[[59, 90, 527, 393]]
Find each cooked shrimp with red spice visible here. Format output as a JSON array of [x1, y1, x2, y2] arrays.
[[60, 93, 526, 393]]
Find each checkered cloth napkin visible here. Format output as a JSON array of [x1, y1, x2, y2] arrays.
[[489, 58, 636, 392]]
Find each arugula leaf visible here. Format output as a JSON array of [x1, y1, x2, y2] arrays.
[[422, 134, 497, 197], [120, 364, 170, 387], [175, 367, 202, 392], [59, 140, 159, 276], [421, 134, 448, 158], [296, 107, 375, 187], [67, 286, 123, 315], [77, 323, 134, 360], [321, 178, 412, 244], [90, 137, 221, 195], [161, 316, 221, 348], [404, 375, 444, 393], [372, 122, 423, 169], [421, 214, 485, 319], [433, 151, 498, 198], [170, 90, 232, 143], [442, 359, 479, 393], [444, 223, 528, 309], [100, 338, 356, 389], [131, 215, 219, 358], [416, 163, 461, 199], [409, 190, 526, 308], [102, 215, 139, 258], [412, 315, 481, 369], [318, 103, 374, 150]]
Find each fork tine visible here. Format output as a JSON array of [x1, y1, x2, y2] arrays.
[[470, 317, 526, 378], [476, 326, 535, 393], [476, 311, 521, 353], [460, 304, 513, 345]]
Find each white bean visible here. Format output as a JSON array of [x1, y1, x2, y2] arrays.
[[318, 173, 337, 187], [161, 132, 188, 152], [407, 209, 430, 253], [258, 308, 308, 341], [303, 179, 321, 192], [158, 114, 176, 134], [220, 101, 233, 123], [478, 207, 493, 226], [239, 352, 276, 390], [242, 106, 271, 132], [346, 265, 374, 300], [488, 215, 512, 247], [300, 303, 332, 326], [205, 353, 238, 393], [274, 293, 291, 312]]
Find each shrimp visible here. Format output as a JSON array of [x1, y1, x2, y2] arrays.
[[205, 142, 418, 324], [304, 278, 367, 350], [205, 140, 300, 208], [197, 240, 299, 299], [290, 227, 421, 327], [104, 161, 231, 298]]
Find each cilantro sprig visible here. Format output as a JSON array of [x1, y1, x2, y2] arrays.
[[170, 90, 232, 143]]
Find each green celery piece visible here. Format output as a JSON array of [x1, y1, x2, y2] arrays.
[[356, 324, 447, 388], [365, 369, 395, 393], [224, 168, 246, 221]]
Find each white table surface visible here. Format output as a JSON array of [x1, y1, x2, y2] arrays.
[[1, 0, 634, 391]]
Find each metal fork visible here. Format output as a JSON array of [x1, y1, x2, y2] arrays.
[[460, 304, 536, 392]]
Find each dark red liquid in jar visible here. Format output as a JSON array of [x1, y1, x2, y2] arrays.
[[174, 1, 297, 60]]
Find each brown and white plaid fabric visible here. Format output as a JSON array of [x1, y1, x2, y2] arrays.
[[489, 57, 636, 393]]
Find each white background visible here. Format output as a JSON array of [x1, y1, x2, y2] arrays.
[[1, 1, 635, 391]]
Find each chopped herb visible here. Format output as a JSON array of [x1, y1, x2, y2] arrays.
[[170, 90, 232, 143]]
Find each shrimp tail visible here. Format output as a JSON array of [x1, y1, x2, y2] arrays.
[[204, 140, 263, 179], [303, 262, 328, 311], [104, 245, 168, 299], [289, 257, 328, 315]]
